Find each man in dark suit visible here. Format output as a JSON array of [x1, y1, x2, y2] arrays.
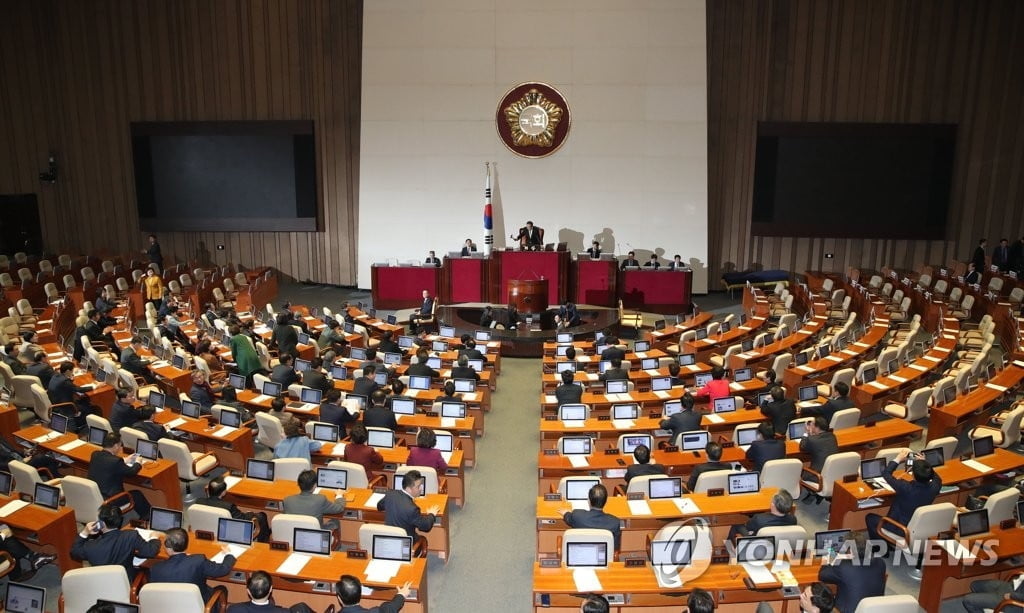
[[666, 362, 686, 387], [130, 406, 167, 442], [352, 363, 380, 399], [226, 570, 291, 613], [120, 337, 155, 382], [728, 489, 796, 541], [964, 262, 982, 285], [377, 331, 401, 355], [760, 386, 796, 436], [686, 442, 732, 492], [513, 221, 543, 250], [363, 390, 398, 431], [745, 422, 786, 472], [808, 381, 855, 426], [47, 361, 93, 426], [643, 254, 660, 269], [270, 314, 299, 359], [336, 574, 410, 613], [450, 354, 479, 382], [818, 530, 885, 613], [620, 251, 640, 270], [302, 357, 333, 393], [108, 389, 139, 433], [599, 336, 626, 361], [1, 344, 26, 376], [409, 290, 434, 334], [659, 393, 702, 441], [88, 432, 151, 517], [457, 338, 484, 360], [993, 238, 1012, 271], [270, 354, 302, 388], [972, 238, 988, 273], [196, 476, 271, 542], [318, 389, 358, 437], [555, 369, 583, 405], [865, 449, 942, 543], [424, 250, 441, 267], [406, 349, 439, 379], [586, 241, 602, 259], [71, 503, 160, 580], [150, 528, 236, 603], [599, 357, 629, 383], [624, 445, 666, 483], [26, 351, 54, 388], [668, 254, 687, 271], [561, 483, 621, 550], [377, 470, 440, 538], [460, 239, 477, 257], [799, 416, 839, 476], [283, 470, 346, 530]]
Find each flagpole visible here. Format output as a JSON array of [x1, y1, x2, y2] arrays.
[[483, 162, 494, 256]]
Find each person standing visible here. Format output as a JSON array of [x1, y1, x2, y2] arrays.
[[144, 234, 163, 272], [142, 268, 164, 309], [972, 238, 988, 273], [228, 324, 262, 387]]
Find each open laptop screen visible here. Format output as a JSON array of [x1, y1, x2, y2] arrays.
[[555, 360, 576, 373], [372, 534, 413, 562], [88, 426, 108, 446], [312, 423, 339, 443], [48, 413, 70, 435], [246, 458, 275, 481], [612, 404, 639, 420], [181, 400, 202, 418], [736, 428, 758, 446], [0, 471, 11, 497], [814, 529, 850, 555], [367, 429, 395, 448], [798, 385, 817, 402], [294, 358, 311, 372], [33, 483, 60, 509], [439, 325, 455, 338], [733, 368, 753, 383], [921, 447, 945, 467], [136, 438, 159, 460], [566, 542, 608, 567], [149, 507, 183, 532], [316, 467, 348, 490], [383, 352, 402, 366], [559, 404, 587, 421], [556, 332, 573, 343], [409, 376, 431, 390], [349, 347, 367, 361], [736, 536, 775, 563], [440, 402, 466, 419], [561, 437, 592, 455], [788, 421, 808, 440], [434, 431, 454, 453], [217, 517, 254, 546], [662, 399, 682, 417], [453, 379, 475, 393], [474, 330, 491, 341], [398, 335, 414, 348], [713, 397, 736, 413], [390, 397, 416, 416], [467, 358, 484, 372], [651, 377, 671, 391], [680, 431, 709, 451], [973, 435, 995, 458], [565, 478, 600, 501], [228, 373, 246, 390], [727, 472, 760, 494], [634, 340, 650, 352], [694, 373, 713, 387], [860, 458, 886, 480], [651, 539, 691, 566], [605, 380, 628, 394], [648, 476, 682, 499], [620, 435, 652, 454], [5, 581, 45, 613], [293, 527, 332, 555], [678, 353, 696, 366], [957, 509, 990, 537], [301, 388, 323, 404], [148, 391, 166, 408], [261, 381, 282, 397], [641, 357, 659, 370]]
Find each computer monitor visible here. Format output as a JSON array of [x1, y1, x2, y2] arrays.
[[727, 472, 761, 495], [859, 366, 878, 385], [921, 447, 945, 467], [409, 375, 431, 390], [181, 400, 202, 419], [860, 458, 886, 480], [49, 412, 69, 434], [312, 423, 339, 443], [1017, 499, 1024, 525], [733, 368, 753, 383], [788, 421, 809, 439], [149, 507, 183, 532], [95, 601, 139, 613], [565, 478, 600, 501], [94, 368, 108, 383], [694, 328, 708, 340], [383, 352, 402, 366], [367, 429, 395, 449], [439, 325, 455, 338], [942, 384, 957, 406], [0, 471, 11, 497], [679, 431, 709, 451], [779, 327, 791, 340], [794, 351, 809, 366], [834, 335, 848, 351], [679, 353, 696, 366], [434, 431, 454, 453], [135, 438, 159, 461], [742, 339, 755, 352], [296, 388, 321, 405], [386, 315, 398, 325], [440, 402, 467, 419], [620, 435, 652, 454], [343, 322, 356, 335], [957, 509, 990, 537], [475, 330, 491, 341], [886, 358, 899, 376], [331, 365, 348, 380], [561, 437, 592, 455], [228, 373, 246, 390], [651, 539, 691, 567], [246, 458, 275, 481], [291, 527, 332, 556], [382, 398, 412, 419], [5, 581, 46, 613], [604, 380, 628, 395], [171, 354, 187, 371], [556, 332, 573, 344], [612, 404, 639, 420], [345, 394, 367, 411], [398, 335, 415, 349], [453, 379, 475, 393], [720, 322, 732, 333], [713, 397, 737, 414], [261, 381, 282, 397], [555, 361, 576, 374], [216, 408, 239, 428], [566, 541, 609, 568], [88, 426, 107, 446], [598, 360, 611, 374], [647, 476, 683, 500], [798, 385, 818, 402], [634, 340, 651, 352], [756, 392, 772, 406], [641, 357, 659, 370], [372, 370, 388, 386], [349, 347, 367, 361], [814, 529, 851, 556], [33, 482, 60, 510], [467, 358, 484, 372], [148, 391, 165, 409], [431, 341, 448, 352], [654, 319, 667, 331], [559, 404, 587, 421], [973, 435, 995, 458], [217, 517, 255, 547], [294, 358, 311, 373], [736, 428, 759, 447], [694, 373, 713, 387], [297, 332, 311, 346], [662, 399, 683, 417], [651, 377, 672, 392], [372, 534, 413, 562], [426, 356, 442, 369], [735, 536, 775, 564]]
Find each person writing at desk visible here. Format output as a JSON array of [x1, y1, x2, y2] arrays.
[[460, 239, 477, 257], [620, 251, 640, 270], [377, 469, 441, 539], [512, 220, 544, 250]]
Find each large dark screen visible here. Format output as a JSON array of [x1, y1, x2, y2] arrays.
[[132, 121, 317, 232], [751, 122, 956, 239]]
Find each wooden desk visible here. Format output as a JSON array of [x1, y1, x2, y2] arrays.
[[152, 410, 255, 472], [13, 424, 184, 510], [619, 269, 693, 314], [918, 526, 1024, 613], [928, 361, 1024, 441], [538, 380, 769, 416], [371, 265, 441, 310], [535, 490, 777, 555], [0, 402, 23, 447], [726, 314, 828, 372], [781, 320, 890, 390], [537, 408, 765, 448], [645, 313, 714, 351], [222, 479, 451, 560], [0, 493, 79, 572], [680, 316, 770, 364]]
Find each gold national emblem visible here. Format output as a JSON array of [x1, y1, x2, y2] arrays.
[[495, 83, 571, 158]]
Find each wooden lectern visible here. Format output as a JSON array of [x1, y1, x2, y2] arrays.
[[507, 279, 548, 314]]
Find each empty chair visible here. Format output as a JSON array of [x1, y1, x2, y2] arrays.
[[158, 439, 218, 503], [889, 296, 913, 322], [1009, 287, 1024, 305], [988, 276, 1004, 294], [951, 294, 975, 320], [982, 487, 1021, 525], [853, 595, 923, 613], [273, 458, 311, 482], [924, 436, 959, 462], [358, 523, 427, 558], [8, 459, 60, 496], [561, 528, 614, 564], [760, 458, 802, 496], [932, 279, 948, 295], [9, 374, 40, 411], [828, 408, 861, 430], [188, 503, 234, 535], [326, 460, 385, 489], [878, 502, 957, 579], [61, 565, 132, 613], [270, 513, 322, 547], [255, 411, 285, 449], [138, 582, 225, 613], [692, 469, 738, 494], [969, 406, 1024, 449], [757, 524, 808, 557], [800, 452, 860, 503], [61, 475, 133, 525], [86, 413, 113, 434]]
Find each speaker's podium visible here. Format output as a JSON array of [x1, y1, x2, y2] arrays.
[[490, 249, 569, 307]]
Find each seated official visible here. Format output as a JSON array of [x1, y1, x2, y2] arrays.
[[424, 250, 441, 267], [319, 389, 358, 438], [109, 389, 139, 433], [745, 422, 786, 471], [818, 530, 885, 613], [197, 476, 271, 542], [283, 469, 345, 531], [598, 357, 629, 383], [668, 254, 687, 271], [458, 338, 484, 361], [48, 361, 94, 427], [799, 416, 838, 485], [686, 441, 731, 492], [802, 381, 855, 424], [865, 449, 941, 544], [0, 523, 57, 581], [226, 570, 298, 613], [460, 238, 477, 257], [965, 261, 982, 285], [189, 370, 223, 413], [120, 336, 155, 383], [659, 393, 701, 440], [624, 445, 666, 483], [755, 583, 834, 613], [196, 341, 227, 373], [26, 351, 54, 388], [407, 349, 440, 379], [555, 369, 583, 405], [336, 574, 411, 613], [666, 362, 685, 387], [450, 354, 479, 382], [352, 363, 381, 398], [18, 331, 43, 366], [512, 220, 543, 250], [377, 469, 441, 538], [342, 424, 384, 478], [150, 528, 236, 605], [620, 251, 640, 270], [686, 589, 715, 613], [560, 483, 621, 551], [377, 331, 400, 355], [268, 397, 299, 430], [1, 343, 26, 376], [302, 357, 333, 394], [727, 489, 796, 541], [273, 420, 322, 462], [644, 254, 660, 269], [270, 354, 302, 388], [89, 432, 152, 518], [692, 366, 730, 401], [599, 335, 625, 361], [409, 290, 435, 334], [962, 573, 1024, 613], [407, 428, 448, 475], [760, 386, 796, 436], [71, 504, 160, 580], [434, 380, 462, 405], [317, 321, 348, 361], [363, 389, 398, 431], [479, 306, 495, 329], [586, 241, 602, 259], [130, 405, 167, 442]]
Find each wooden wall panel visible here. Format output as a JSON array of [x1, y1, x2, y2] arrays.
[[708, 0, 1024, 282], [0, 0, 362, 285]]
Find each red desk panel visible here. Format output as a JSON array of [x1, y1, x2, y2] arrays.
[[445, 257, 486, 303], [371, 265, 441, 310], [620, 269, 692, 313], [574, 259, 617, 306], [496, 251, 568, 306]]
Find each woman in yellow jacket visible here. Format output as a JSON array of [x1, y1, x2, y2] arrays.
[[142, 268, 164, 308]]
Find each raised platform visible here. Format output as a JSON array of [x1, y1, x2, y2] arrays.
[[436, 305, 620, 358]]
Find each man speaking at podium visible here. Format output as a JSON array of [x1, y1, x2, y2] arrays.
[[512, 220, 544, 251]]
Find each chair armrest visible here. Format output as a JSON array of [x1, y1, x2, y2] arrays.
[[192, 452, 219, 476], [104, 490, 135, 513], [877, 516, 909, 547], [367, 474, 387, 489], [438, 478, 448, 495], [241, 418, 257, 429], [613, 484, 627, 496], [800, 468, 824, 492], [993, 597, 1024, 612], [205, 586, 228, 613], [413, 536, 428, 558], [130, 570, 146, 602], [50, 401, 78, 416], [0, 551, 17, 579], [37, 466, 55, 480]]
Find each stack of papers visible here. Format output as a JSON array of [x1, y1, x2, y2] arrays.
[[440, 451, 453, 464], [57, 439, 87, 452], [276, 553, 312, 575], [365, 559, 401, 582], [572, 568, 602, 592], [857, 498, 884, 509], [365, 492, 385, 508], [611, 419, 635, 430], [211, 426, 236, 438], [164, 418, 187, 430], [544, 395, 557, 404], [569, 500, 589, 511], [705, 414, 725, 424], [33, 432, 61, 443], [0, 500, 30, 517], [935, 539, 975, 561], [440, 417, 457, 428], [675, 498, 701, 514], [562, 420, 585, 429], [742, 563, 776, 585], [567, 455, 589, 468], [627, 500, 653, 515], [252, 394, 273, 404], [222, 476, 242, 491], [653, 390, 671, 399], [962, 459, 993, 473], [986, 383, 1008, 393]]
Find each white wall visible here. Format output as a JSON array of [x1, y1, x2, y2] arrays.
[[359, 0, 709, 294]]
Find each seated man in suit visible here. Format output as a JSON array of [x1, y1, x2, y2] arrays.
[[745, 422, 786, 471], [727, 489, 796, 541], [965, 261, 982, 285], [120, 336, 156, 383], [301, 357, 333, 393], [1, 343, 26, 376], [270, 354, 302, 388], [754, 583, 834, 613], [799, 416, 839, 495], [458, 338, 484, 360], [620, 251, 640, 270], [283, 469, 346, 531], [318, 389, 358, 438], [406, 349, 440, 380], [560, 483, 621, 551], [624, 444, 666, 483], [0, 523, 57, 581], [189, 370, 223, 413], [659, 393, 701, 441], [599, 335, 625, 361], [865, 448, 941, 544], [450, 354, 479, 382], [336, 575, 411, 613], [226, 570, 292, 613], [818, 530, 885, 613], [89, 432, 151, 518], [424, 250, 441, 267], [376, 469, 441, 538], [363, 389, 398, 431], [644, 254, 660, 269], [71, 504, 160, 580], [108, 389, 139, 433], [666, 362, 686, 387], [555, 369, 583, 405], [558, 302, 581, 327], [196, 477, 271, 542], [760, 386, 796, 436], [804, 381, 855, 425], [150, 528, 236, 604], [377, 330, 400, 355], [512, 220, 544, 250], [352, 363, 380, 398], [581, 595, 610, 613], [460, 238, 477, 257], [26, 351, 54, 388], [598, 357, 629, 383], [48, 361, 94, 426], [668, 254, 687, 271], [586, 241, 602, 259], [409, 290, 435, 334], [686, 441, 731, 492]]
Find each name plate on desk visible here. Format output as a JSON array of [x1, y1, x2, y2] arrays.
[[195, 530, 214, 541], [543, 449, 558, 456], [624, 558, 646, 568], [544, 493, 562, 501], [627, 492, 645, 500], [540, 558, 561, 568], [603, 449, 619, 455], [665, 445, 679, 453], [707, 488, 724, 497], [346, 549, 368, 559], [270, 541, 289, 551]]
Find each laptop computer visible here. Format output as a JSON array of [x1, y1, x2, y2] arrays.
[[409, 376, 431, 391], [217, 517, 255, 548], [467, 358, 485, 372], [957, 509, 990, 537], [641, 357, 659, 370], [565, 541, 608, 567], [316, 467, 348, 490], [246, 458, 275, 481], [797, 384, 819, 406], [293, 527, 333, 556], [727, 471, 760, 495], [648, 476, 682, 499], [453, 379, 475, 393], [605, 380, 628, 395], [33, 482, 60, 510], [860, 458, 888, 489], [148, 391, 166, 409], [679, 431, 709, 451], [620, 435, 652, 454], [612, 404, 639, 420], [439, 325, 455, 338], [372, 534, 413, 562], [713, 397, 737, 414], [389, 397, 416, 418], [397, 335, 414, 349], [86, 426, 105, 446], [294, 358, 311, 373], [181, 400, 202, 419], [651, 539, 691, 567], [311, 423, 339, 443], [921, 447, 945, 468], [973, 435, 995, 458], [261, 381, 283, 397], [219, 408, 241, 428], [425, 356, 442, 370], [288, 388, 322, 411], [651, 377, 672, 392], [694, 373, 713, 387], [555, 360, 576, 374], [654, 319, 667, 331], [149, 507, 183, 532], [431, 341, 448, 352], [756, 391, 772, 406], [695, 328, 708, 340], [565, 478, 600, 505], [559, 404, 587, 422], [434, 431, 454, 454], [136, 438, 159, 462], [794, 351, 809, 366], [679, 353, 696, 366], [859, 366, 878, 385], [736, 427, 758, 451], [171, 354, 187, 371], [367, 429, 395, 449], [475, 330, 491, 341], [733, 368, 753, 383], [228, 373, 246, 390], [662, 399, 683, 417], [735, 535, 775, 565], [814, 529, 851, 556], [556, 332, 573, 344], [742, 338, 755, 352], [440, 402, 467, 419], [0, 471, 12, 497], [561, 437, 592, 455], [5, 581, 46, 613], [331, 365, 348, 380], [634, 340, 651, 352], [297, 332, 311, 346], [788, 420, 809, 440], [48, 412, 70, 435], [383, 352, 402, 366]]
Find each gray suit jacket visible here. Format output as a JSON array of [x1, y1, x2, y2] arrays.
[[282, 491, 345, 526]]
